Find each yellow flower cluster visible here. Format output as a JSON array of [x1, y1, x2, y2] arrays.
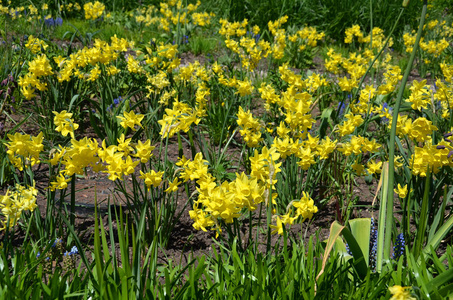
[[237, 106, 263, 148], [268, 16, 288, 60], [288, 26, 325, 51], [270, 192, 318, 235], [377, 65, 403, 95], [338, 136, 381, 156], [18, 53, 54, 100], [220, 19, 271, 71], [47, 132, 157, 186], [337, 113, 364, 136], [158, 99, 203, 138], [420, 38, 449, 58], [53, 110, 79, 139], [24, 35, 48, 54], [18, 35, 135, 102], [4, 132, 44, 171], [84, 1, 105, 20], [404, 20, 452, 63], [395, 116, 437, 143], [219, 18, 249, 38], [182, 152, 269, 233], [345, 25, 392, 49], [60, 3, 82, 12], [406, 80, 432, 111], [389, 285, 415, 300], [55, 36, 131, 83], [409, 142, 453, 177], [192, 11, 215, 26], [133, 0, 211, 32], [117, 111, 144, 131], [0, 183, 37, 231]]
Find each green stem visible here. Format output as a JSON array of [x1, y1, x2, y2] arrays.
[[70, 174, 76, 228], [177, 132, 184, 158], [188, 129, 196, 160], [414, 170, 430, 258], [382, 0, 428, 267]]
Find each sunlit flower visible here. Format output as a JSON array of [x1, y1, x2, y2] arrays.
[[388, 285, 415, 300], [117, 111, 144, 131]]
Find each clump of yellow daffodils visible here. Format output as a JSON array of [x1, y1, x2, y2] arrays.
[[5, 132, 44, 171], [0, 182, 38, 231], [84, 1, 105, 20]]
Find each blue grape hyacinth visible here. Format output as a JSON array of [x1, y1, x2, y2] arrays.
[[393, 233, 405, 260]]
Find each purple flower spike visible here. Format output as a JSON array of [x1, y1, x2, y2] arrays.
[[448, 150, 453, 158]]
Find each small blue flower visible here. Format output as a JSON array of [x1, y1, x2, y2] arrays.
[[113, 96, 123, 106], [70, 246, 79, 255], [345, 243, 353, 256], [52, 238, 62, 247], [255, 34, 260, 43], [337, 101, 347, 118], [44, 17, 55, 27]]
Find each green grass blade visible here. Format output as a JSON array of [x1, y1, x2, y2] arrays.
[[423, 214, 453, 256], [376, 162, 389, 272]]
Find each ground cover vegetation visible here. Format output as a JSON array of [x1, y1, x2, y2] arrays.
[[0, 0, 452, 298]]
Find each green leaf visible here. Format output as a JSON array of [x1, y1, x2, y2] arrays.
[[316, 221, 344, 281], [349, 218, 371, 266], [341, 225, 368, 279], [426, 265, 453, 296], [68, 94, 79, 112]]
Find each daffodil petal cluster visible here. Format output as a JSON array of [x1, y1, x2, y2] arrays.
[[84, 1, 105, 20], [158, 100, 202, 138], [60, 138, 101, 177], [5, 132, 44, 171], [117, 110, 144, 131], [270, 191, 318, 235], [237, 106, 263, 148], [0, 182, 37, 231], [24, 35, 48, 54], [53, 110, 79, 139]]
